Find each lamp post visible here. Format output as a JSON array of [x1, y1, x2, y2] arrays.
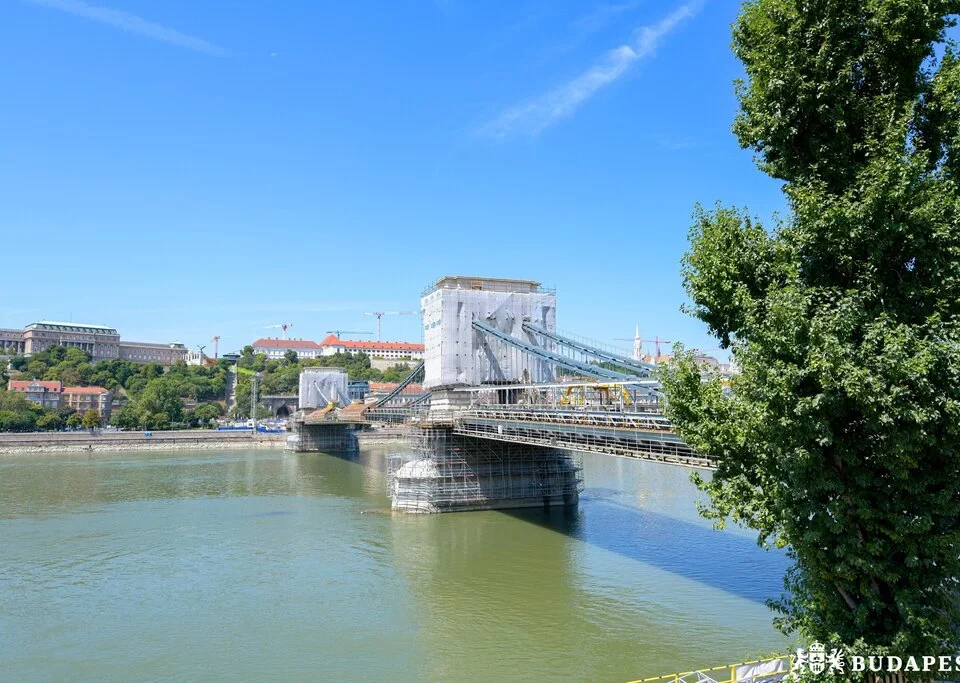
[[251, 372, 261, 433]]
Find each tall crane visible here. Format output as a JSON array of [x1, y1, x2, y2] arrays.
[[265, 323, 294, 339], [326, 330, 373, 339], [362, 311, 415, 341], [210, 335, 220, 359]]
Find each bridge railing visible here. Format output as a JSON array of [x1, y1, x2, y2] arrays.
[[460, 405, 675, 433], [455, 381, 663, 414], [626, 655, 792, 683]]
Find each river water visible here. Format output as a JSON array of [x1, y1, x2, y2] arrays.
[[0, 447, 793, 682]]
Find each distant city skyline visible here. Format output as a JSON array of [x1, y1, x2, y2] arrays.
[[1, 1, 785, 361]]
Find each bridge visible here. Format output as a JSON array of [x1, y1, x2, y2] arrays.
[[295, 275, 709, 513]]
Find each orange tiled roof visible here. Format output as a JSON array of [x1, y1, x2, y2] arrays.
[[320, 335, 423, 352], [63, 386, 110, 395], [252, 338, 322, 350], [8, 380, 62, 392]]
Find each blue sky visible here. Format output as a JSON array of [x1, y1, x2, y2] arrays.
[[0, 0, 785, 358]]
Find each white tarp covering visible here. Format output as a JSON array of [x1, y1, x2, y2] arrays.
[[734, 657, 789, 681], [298, 368, 350, 409], [421, 282, 557, 390]]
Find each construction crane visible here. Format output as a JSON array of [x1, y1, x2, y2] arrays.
[[326, 330, 373, 339], [210, 335, 220, 359], [362, 311, 415, 341], [265, 323, 293, 340]]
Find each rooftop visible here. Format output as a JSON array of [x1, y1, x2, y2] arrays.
[[424, 275, 549, 296], [320, 335, 423, 352], [8, 380, 63, 392], [252, 338, 322, 350], [26, 321, 119, 334], [63, 386, 110, 394]]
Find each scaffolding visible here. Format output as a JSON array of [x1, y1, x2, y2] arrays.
[[387, 426, 584, 513]]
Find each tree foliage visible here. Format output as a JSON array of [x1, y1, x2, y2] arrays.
[[81, 408, 101, 430], [659, 0, 960, 663]]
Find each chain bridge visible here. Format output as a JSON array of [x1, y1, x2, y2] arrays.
[[296, 275, 710, 513]]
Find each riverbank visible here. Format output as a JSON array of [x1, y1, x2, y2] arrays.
[[0, 429, 286, 455]]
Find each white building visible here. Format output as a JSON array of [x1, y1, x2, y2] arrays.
[[251, 338, 324, 360], [319, 335, 424, 361]]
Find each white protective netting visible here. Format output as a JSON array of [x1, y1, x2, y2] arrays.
[[421, 284, 557, 390]]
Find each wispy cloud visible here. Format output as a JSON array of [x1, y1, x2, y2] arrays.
[[24, 0, 229, 56], [478, 2, 700, 140], [570, 1, 647, 33]]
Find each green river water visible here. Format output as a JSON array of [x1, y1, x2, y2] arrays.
[[0, 447, 793, 682]]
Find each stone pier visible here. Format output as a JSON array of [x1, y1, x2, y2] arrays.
[[388, 425, 582, 513]]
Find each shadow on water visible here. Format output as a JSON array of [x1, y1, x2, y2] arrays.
[[315, 448, 791, 605], [501, 494, 791, 605]]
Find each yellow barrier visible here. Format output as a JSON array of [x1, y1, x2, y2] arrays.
[[627, 655, 794, 683]]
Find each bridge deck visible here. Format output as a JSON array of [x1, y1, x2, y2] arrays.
[[454, 406, 713, 469]]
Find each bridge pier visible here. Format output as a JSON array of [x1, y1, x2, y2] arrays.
[[388, 425, 583, 514], [288, 420, 360, 453]]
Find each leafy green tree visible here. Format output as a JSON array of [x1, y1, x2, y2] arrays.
[[283, 349, 298, 366], [146, 411, 170, 430], [44, 361, 82, 387], [135, 379, 184, 424], [252, 353, 267, 372], [124, 376, 147, 396], [66, 413, 83, 430], [25, 360, 46, 378], [0, 410, 36, 432], [35, 413, 59, 430], [140, 363, 163, 381], [81, 408, 100, 430], [660, 0, 960, 663], [189, 402, 222, 428], [237, 346, 256, 370], [382, 363, 413, 383], [63, 347, 90, 365], [111, 405, 140, 430], [45, 345, 67, 363]]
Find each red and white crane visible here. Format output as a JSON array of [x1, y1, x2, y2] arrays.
[[265, 323, 294, 340]]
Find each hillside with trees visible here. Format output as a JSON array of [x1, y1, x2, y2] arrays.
[[1, 345, 227, 431]]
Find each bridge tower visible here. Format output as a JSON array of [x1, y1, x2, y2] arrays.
[[389, 276, 582, 513]]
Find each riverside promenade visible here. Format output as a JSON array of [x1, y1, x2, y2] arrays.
[[0, 429, 286, 455]]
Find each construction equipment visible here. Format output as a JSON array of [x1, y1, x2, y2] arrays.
[[210, 335, 220, 359], [265, 323, 293, 339], [558, 383, 633, 407], [326, 330, 373, 339], [362, 311, 415, 341]]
